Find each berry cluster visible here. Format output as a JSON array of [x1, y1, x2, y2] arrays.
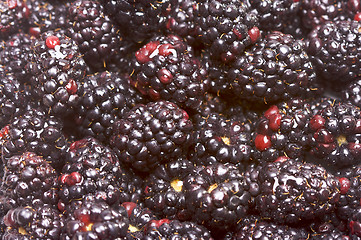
[[3, 0, 361, 239]]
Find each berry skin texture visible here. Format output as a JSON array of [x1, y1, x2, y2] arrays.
[[110, 100, 194, 173]]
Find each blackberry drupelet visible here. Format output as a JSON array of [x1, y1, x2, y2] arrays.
[[143, 157, 194, 221], [243, 0, 300, 32], [122, 202, 156, 237], [3, 204, 63, 239], [144, 219, 213, 240], [193, 0, 260, 63], [217, 31, 321, 103], [0, 74, 30, 129], [308, 101, 361, 167], [300, 0, 347, 31], [1, 105, 69, 169], [25, 30, 87, 117], [0, 152, 59, 216], [61, 197, 130, 240], [255, 159, 340, 225], [306, 20, 361, 86], [343, 79, 361, 108], [184, 163, 251, 232], [26, 0, 68, 37], [130, 35, 208, 110], [253, 99, 313, 163], [76, 71, 148, 143], [67, 0, 133, 72], [0, 0, 29, 39], [0, 32, 33, 83], [99, 0, 174, 44], [349, 206, 361, 238], [110, 100, 194, 173], [189, 112, 253, 167], [58, 137, 143, 212]]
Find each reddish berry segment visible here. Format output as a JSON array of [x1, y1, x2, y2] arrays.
[[248, 26, 261, 43], [338, 177, 351, 195], [255, 134, 272, 151], [354, 12, 361, 21], [135, 41, 160, 64], [65, 79, 78, 95], [45, 35, 60, 49], [310, 114, 326, 131]]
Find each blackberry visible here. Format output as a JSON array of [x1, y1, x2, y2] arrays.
[[143, 157, 195, 221], [110, 100, 194, 173], [215, 31, 320, 103], [311, 230, 350, 240], [184, 163, 251, 232], [67, 0, 133, 72], [1, 105, 69, 169], [58, 137, 143, 211], [130, 35, 208, 110], [350, 206, 361, 238], [26, 30, 87, 116], [99, 0, 174, 44], [243, 0, 300, 32], [76, 71, 148, 143], [189, 112, 253, 167], [0, 74, 30, 129], [343, 79, 361, 108], [253, 99, 313, 163], [308, 101, 361, 167], [26, 0, 68, 37], [61, 196, 130, 240], [0, 152, 59, 216], [122, 202, 156, 236], [193, 0, 260, 63], [300, 0, 347, 31], [231, 218, 310, 240], [306, 20, 361, 86], [144, 219, 213, 240], [0, 32, 33, 83], [334, 165, 361, 222], [255, 159, 340, 225], [3, 204, 63, 239], [0, 0, 29, 39]]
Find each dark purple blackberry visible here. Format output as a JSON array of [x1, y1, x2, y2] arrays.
[[144, 219, 213, 240], [253, 99, 313, 163], [193, 0, 260, 63], [67, 0, 134, 72], [308, 101, 361, 167], [25, 30, 87, 117], [0, 0, 29, 39], [122, 202, 156, 236], [343, 79, 361, 108], [99, 0, 174, 44], [184, 163, 251, 232], [0, 74, 30, 129], [334, 165, 361, 223], [76, 72, 148, 143], [0, 152, 59, 216], [143, 157, 194, 221], [213, 31, 321, 103], [165, 0, 199, 47], [110, 100, 194, 173], [189, 112, 253, 167], [58, 137, 143, 212], [349, 206, 361, 238], [26, 0, 68, 37], [255, 159, 340, 225], [3, 204, 63, 239], [346, 0, 361, 21], [311, 230, 351, 240], [0, 33, 33, 83], [1, 105, 69, 169], [130, 35, 208, 110], [231, 217, 310, 240], [60, 196, 130, 240], [243, 0, 300, 32], [306, 20, 361, 86], [300, 0, 347, 31]]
